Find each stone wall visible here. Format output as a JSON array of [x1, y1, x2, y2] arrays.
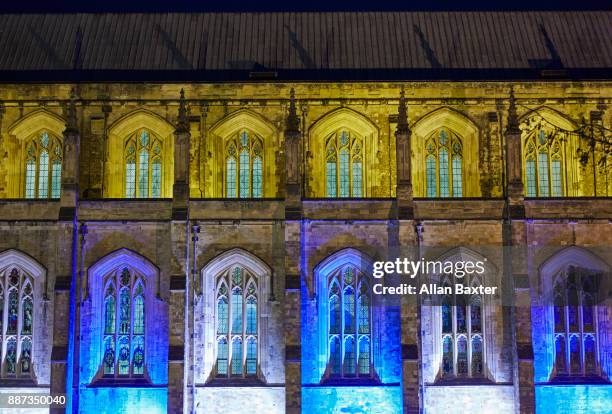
[[0, 80, 610, 414]]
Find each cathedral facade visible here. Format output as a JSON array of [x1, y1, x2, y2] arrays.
[[0, 11, 610, 414]]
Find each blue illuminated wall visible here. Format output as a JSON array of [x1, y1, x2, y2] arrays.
[[531, 247, 612, 413], [76, 387, 168, 414], [76, 249, 169, 414], [301, 248, 403, 414], [535, 385, 612, 414]]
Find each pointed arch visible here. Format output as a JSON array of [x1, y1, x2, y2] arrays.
[[308, 108, 380, 197], [209, 109, 276, 139], [314, 247, 374, 288], [105, 109, 175, 198], [519, 106, 577, 131], [108, 109, 176, 138], [411, 107, 480, 197], [434, 246, 498, 277], [412, 107, 479, 138], [538, 246, 610, 380], [8, 109, 66, 139], [310, 108, 378, 139], [202, 248, 272, 280], [540, 246, 609, 285], [88, 248, 159, 283], [519, 107, 581, 197], [428, 247, 496, 380], [5, 110, 66, 198], [199, 248, 272, 382], [207, 109, 278, 198], [314, 248, 376, 381], [0, 249, 46, 280], [83, 248, 166, 384], [0, 249, 47, 381]]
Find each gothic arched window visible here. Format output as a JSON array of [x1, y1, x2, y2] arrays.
[[425, 129, 463, 198], [101, 267, 145, 377], [325, 130, 364, 198], [24, 131, 62, 199], [440, 275, 484, 379], [0, 267, 34, 378], [524, 128, 565, 197], [327, 265, 372, 378], [215, 266, 258, 378], [553, 266, 599, 377], [225, 131, 263, 198], [124, 130, 163, 198]]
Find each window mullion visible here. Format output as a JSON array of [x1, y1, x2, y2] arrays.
[[451, 296, 457, 376], [467, 302, 472, 377], [1, 280, 5, 374], [534, 148, 540, 197], [449, 153, 453, 197], [436, 150, 440, 197], [249, 147, 253, 198], [578, 289, 585, 376], [129, 276, 134, 377], [148, 148, 153, 197], [34, 151, 40, 198], [115, 273, 120, 377], [336, 146, 342, 197], [340, 277, 345, 378], [242, 283, 246, 378], [227, 275, 233, 378], [564, 304, 570, 373], [548, 147, 553, 196]]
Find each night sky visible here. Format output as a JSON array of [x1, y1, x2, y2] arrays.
[[0, 0, 609, 13]]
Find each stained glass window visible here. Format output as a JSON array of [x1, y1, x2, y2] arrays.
[[231, 338, 243, 376], [471, 336, 483, 376], [325, 130, 364, 197], [440, 275, 484, 378], [225, 131, 264, 198], [330, 336, 341, 375], [0, 267, 34, 377], [442, 336, 453, 376], [327, 264, 372, 378], [246, 338, 257, 375], [217, 338, 228, 376], [358, 337, 370, 375], [344, 337, 356, 376], [24, 131, 63, 199], [124, 130, 162, 198], [553, 267, 601, 378], [101, 267, 146, 377], [425, 129, 463, 197], [524, 127, 565, 197], [358, 284, 370, 334], [215, 266, 259, 378]]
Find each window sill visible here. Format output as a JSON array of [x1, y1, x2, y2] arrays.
[[544, 376, 610, 385], [0, 379, 37, 387], [204, 377, 268, 387], [88, 377, 154, 388], [430, 377, 499, 386], [319, 377, 382, 386]]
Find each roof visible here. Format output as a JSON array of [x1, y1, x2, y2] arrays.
[[0, 12, 610, 81]]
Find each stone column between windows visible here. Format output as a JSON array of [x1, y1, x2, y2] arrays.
[[173, 89, 190, 219], [284, 88, 303, 414], [59, 90, 80, 220], [504, 87, 525, 219], [395, 87, 414, 220]]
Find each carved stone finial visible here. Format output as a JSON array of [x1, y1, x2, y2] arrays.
[[64, 88, 79, 134], [396, 86, 410, 136], [506, 87, 521, 135], [286, 88, 300, 136], [176, 88, 189, 133]]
